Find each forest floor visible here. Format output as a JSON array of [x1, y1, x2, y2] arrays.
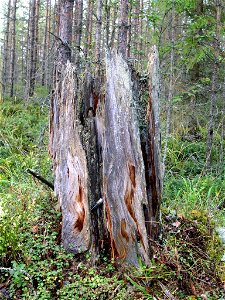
[[0, 99, 224, 299]]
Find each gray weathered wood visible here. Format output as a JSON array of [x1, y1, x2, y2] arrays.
[[50, 45, 162, 265], [50, 63, 91, 253], [102, 52, 150, 265]]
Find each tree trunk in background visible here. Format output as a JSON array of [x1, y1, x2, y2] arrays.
[[105, 0, 110, 47], [42, 0, 50, 86], [205, 0, 221, 173], [27, 0, 37, 97], [10, 0, 17, 98], [54, 0, 60, 37], [24, 0, 32, 100], [139, 0, 144, 63], [28, 0, 36, 97], [190, 0, 203, 81], [162, 0, 175, 178], [109, 3, 118, 49], [2, 0, 11, 99], [95, 0, 102, 64], [73, 0, 83, 67], [84, 0, 93, 59], [127, 2, 132, 58], [46, 0, 52, 88], [133, 0, 140, 59], [32, 0, 40, 93], [118, 0, 129, 58], [21, 35, 25, 83]]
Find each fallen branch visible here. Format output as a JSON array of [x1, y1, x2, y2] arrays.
[[26, 169, 54, 190]]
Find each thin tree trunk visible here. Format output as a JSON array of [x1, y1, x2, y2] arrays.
[[205, 71, 217, 172], [84, 0, 93, 59], [28, 0, 36, 97], [133, 0, 140, 59], [21, 35, 25, 83], [139, 0, 144, 62], [24, 0, 32, 100], [41, 0, 50, 86], [10, 0, 17, 98], [73, 0, 83, 66], [46, 0, 52, 88], [205, 0, 221, 173], [162, 0, 175, 178], [95, 0, 102, 64], [109, 3, 118, 49], [118, 0, 129, 58], [105, 0, 110, 48], [2, 0, 11, 99], [127, 2, 132, 58], [30, 0, 40, 94]]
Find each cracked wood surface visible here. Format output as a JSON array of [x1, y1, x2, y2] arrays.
[[50, 49, 162, 265], [50, 63, 90, 253], [103, 52, 150, 265]]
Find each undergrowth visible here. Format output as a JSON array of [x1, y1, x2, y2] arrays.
[[0, 99, 224, 299], [163, 134, 225, 226]]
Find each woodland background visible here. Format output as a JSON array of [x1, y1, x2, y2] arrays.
[[0, 0, 225, 299]]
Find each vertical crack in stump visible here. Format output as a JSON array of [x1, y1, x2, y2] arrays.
[[142, 46, 162, 242]]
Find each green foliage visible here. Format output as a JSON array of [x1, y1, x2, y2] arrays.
[[163, 134, 225, 224], [127, 212, 224, 299], [0, 96, 224, 299], [0, 100, 129, 299], [0, 100, 51, 262], [57, 273, 127, 300]]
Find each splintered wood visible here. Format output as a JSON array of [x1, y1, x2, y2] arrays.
[[50, 62, 90, 253], [103, 52, 150, 265], [50, 49, 162, 265]]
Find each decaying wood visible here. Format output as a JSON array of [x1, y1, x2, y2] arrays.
[[103, 52, 150, 265], [143, 46, 162, 241], [27, 168, 54, 190], [50, 47, 162, 265], [79, 71, 106, 256], [50, 63, 91, 253]]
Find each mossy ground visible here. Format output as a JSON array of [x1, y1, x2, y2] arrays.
[[0, 99, 224, 299]]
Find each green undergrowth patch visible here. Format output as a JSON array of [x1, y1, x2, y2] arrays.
[[163, 175, 225, 225], [126, 210, 224, 299], [0, 99, 51, 261], [0, 99, 224, 299], [163, 133, 225, 226]]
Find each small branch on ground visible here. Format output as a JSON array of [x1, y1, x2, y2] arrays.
[[26, 168, 54, 190]]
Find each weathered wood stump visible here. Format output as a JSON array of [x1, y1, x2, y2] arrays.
[[50, 49, 162, 266]]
